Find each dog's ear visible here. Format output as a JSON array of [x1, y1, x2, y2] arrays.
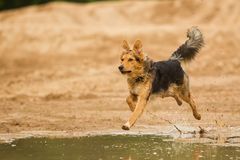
[[133, 40, 144, 61], [122, 40, 130, 51], [133, 40, 143, 53]]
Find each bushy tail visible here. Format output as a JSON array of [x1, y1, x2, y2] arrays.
[[170, 27, 204, 62]]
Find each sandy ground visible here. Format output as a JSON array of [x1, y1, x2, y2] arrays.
[[0, 0, 240, 143]]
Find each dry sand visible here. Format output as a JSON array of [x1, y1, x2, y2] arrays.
[[0, 0, 240, 143]]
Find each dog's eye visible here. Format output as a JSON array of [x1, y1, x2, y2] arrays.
[[128, 58, 134, 62], [121, 58, 124, 61], [135, 57, 140, 62]]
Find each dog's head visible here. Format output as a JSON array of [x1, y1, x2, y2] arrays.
[[118, 40, 145, 77]]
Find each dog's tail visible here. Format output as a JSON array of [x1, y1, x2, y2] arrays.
[[170, 27, 204, 62]]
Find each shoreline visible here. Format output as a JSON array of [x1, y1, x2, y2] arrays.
[[1, 125, 240, 147]]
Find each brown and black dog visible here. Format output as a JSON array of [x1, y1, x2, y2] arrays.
[[118, 27, 204, 130]]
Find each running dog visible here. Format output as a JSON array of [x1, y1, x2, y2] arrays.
[[118, 27, 204, 130]]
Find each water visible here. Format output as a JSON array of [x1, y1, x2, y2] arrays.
[[0, 135, 240, 160]]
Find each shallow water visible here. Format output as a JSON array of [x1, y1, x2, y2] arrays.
[[0, 135, 240, 160]]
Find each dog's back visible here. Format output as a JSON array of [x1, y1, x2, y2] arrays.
[[151, 60, 184, 94]]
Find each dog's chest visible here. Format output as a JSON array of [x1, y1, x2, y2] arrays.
[[128, 77, 147, 95], [129, 84, 142, 95]]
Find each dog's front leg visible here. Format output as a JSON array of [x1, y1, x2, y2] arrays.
[[122, 94, 149, 130], [126, 94, 137, 112]]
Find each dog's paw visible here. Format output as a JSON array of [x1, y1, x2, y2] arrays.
[[194, 113, 201, 120], [122, 125, 130, 130], [122, 122, 130, 130]]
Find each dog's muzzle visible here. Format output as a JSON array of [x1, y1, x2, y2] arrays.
[[118, 65, 131, 74], [118, 65, 124, 72]]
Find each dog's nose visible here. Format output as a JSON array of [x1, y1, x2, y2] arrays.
[[118, 65, 124, 71]]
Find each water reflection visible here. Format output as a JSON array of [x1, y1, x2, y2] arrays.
[[0, 135, 239, 160]]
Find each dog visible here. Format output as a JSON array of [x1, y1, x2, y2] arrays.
[[118, 27, 204, 130]]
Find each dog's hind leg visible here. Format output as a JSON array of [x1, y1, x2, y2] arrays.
[[163, 92, 182, 106], [173, 95, 182, 106], [165, 85, 182, 106], [179, 74, 201, 120], [126, 94, 137, 112], [180, 92, 201, 120]]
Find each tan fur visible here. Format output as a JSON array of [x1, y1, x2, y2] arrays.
[[119, 40, 201, 130]]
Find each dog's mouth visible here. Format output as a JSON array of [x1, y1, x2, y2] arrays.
[[120, 70, 132, 74]]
